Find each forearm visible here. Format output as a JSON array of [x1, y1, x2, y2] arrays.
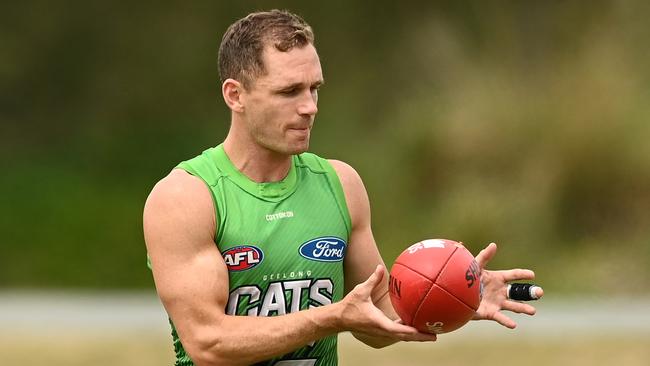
[[185, 302, 344, 366]]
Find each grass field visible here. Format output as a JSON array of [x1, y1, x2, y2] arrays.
[[339, 333, 650, 366], [3, 332, 649, 365]]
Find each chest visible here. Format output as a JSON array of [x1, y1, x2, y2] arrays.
[[216, 178, 349, 316]]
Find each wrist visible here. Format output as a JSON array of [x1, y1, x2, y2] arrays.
[[323, 300, 347, 333]]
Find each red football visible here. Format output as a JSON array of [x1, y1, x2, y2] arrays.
[[389, 239, 482, 334]]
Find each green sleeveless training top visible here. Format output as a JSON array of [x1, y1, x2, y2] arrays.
[[172, 144, 351, 366]]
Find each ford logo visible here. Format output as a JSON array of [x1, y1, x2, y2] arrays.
[[299, 237, 346, 262]]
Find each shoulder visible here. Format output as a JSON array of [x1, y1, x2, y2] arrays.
[[146, 169, 213, 209], [327, 159, 365, 192], [327, 160, 370, 228], [143, 169, 216, 239], [177, 146, 225, 186], [296, 153, 364, 191]]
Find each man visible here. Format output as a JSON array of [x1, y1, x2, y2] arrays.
[[143, 9, 543, 366]]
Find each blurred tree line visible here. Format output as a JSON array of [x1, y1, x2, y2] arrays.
[[1, 1, 649, 294]]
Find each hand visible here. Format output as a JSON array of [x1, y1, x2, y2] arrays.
[[472, 243, 544, 328], [339, 265, 437, 342]]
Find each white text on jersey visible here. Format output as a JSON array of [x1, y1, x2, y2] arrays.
[[227, 278, 333, 316], [265, 211, 294, 221]]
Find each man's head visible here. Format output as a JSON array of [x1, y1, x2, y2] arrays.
[[220, 10, 323, 156], [218, 9, 315, 89]]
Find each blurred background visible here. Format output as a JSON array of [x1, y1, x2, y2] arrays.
[[1, 0, 649, 364]]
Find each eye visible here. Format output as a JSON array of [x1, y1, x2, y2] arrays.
[[279, 88, 299, 96]]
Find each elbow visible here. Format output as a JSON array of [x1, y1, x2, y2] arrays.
[[183, 335, 219, 366], [183, 330, 240, 366]]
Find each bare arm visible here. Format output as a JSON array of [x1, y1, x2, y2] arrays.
[[330, 160, 426, 348], [144, 170, 344, 365], [144, 169, 431, 365]]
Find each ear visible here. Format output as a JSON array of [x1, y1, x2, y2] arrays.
[[222, 78, 245, 113]]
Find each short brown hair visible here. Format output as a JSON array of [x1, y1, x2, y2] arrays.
[[218, 9, 315, 88]]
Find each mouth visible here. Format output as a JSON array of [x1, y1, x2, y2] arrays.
[[287, 125, 311, 141], [287, 123, 311, 132]]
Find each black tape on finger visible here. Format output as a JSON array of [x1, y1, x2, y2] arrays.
[[507, 283, 541, 301]]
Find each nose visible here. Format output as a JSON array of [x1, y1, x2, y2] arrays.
[[297, 89, 318, 116]]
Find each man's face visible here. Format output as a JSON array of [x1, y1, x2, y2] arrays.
[[240, 43, 323, 155]]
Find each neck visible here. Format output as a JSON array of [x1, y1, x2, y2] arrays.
[[223, 135, 293, 183]]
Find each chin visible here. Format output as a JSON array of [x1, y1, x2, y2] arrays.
[[287, 145, 309, 155], [285, 141, 310, 155]]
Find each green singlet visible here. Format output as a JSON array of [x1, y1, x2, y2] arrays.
[[170, 144, 351, 366]]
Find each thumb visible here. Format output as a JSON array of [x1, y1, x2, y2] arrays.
[[475, 242, 497, 269], [360, 265, 385, 293]]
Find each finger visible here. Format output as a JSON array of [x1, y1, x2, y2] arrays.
[[378, 316, 437, 341], [507, 283, 543, 301], [401, 331, 438, 342], [502, 300, 537, 315], [380, 317, 419, 334], [500, 269, 535, 282], [475, 243, 497, 268], [490, 311, 517, 329], [385, 323, 438, 342]]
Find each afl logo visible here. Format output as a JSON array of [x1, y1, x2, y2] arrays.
[[222, 245, 264, 272], [299, 236, 346, 262]]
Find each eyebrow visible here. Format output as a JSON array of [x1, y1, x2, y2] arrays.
[[277, 79, 325, 91]]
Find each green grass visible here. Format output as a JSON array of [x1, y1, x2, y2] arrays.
[[3, 332, 648, 365], [340, 334, 650, 366]]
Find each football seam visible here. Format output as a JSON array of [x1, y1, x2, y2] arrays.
[[432, 283, 476, 312], [411, 284, 476, 332], [394, 246, 458, 285], [391, 262, 435, 298], [438, 249, 481, 311], [411, 246, 459, 322]]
